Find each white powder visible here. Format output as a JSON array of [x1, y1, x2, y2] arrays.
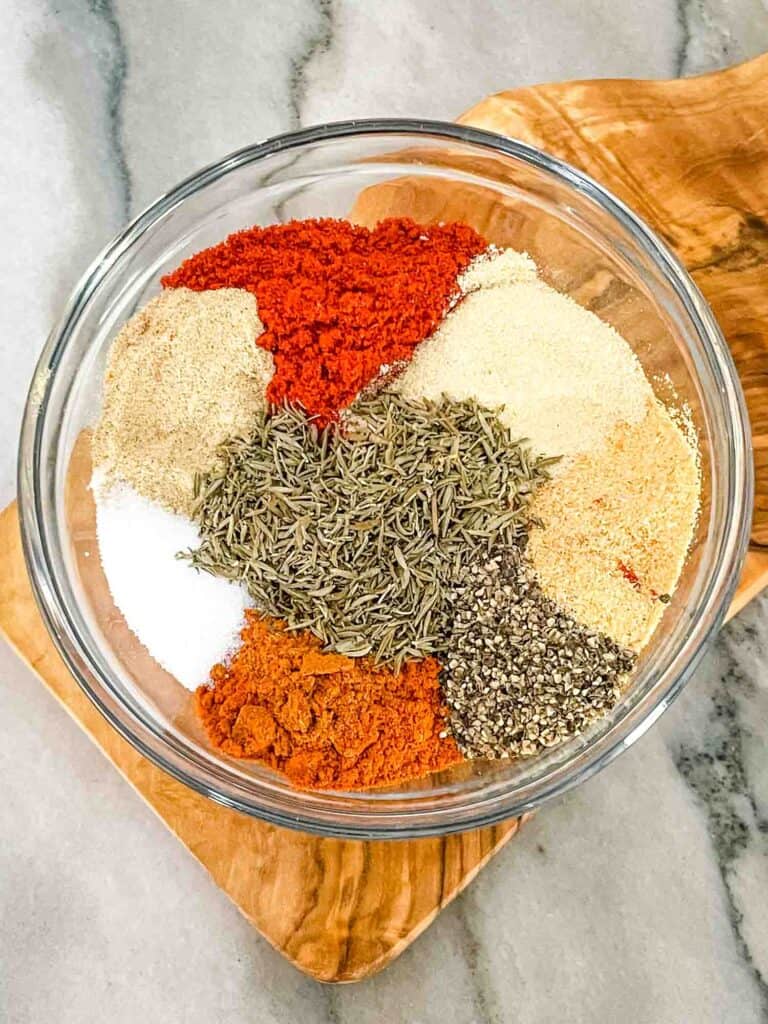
[[94, 478, 249, 690], [395, 249, 653, 460]]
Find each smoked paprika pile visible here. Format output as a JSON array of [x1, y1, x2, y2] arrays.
[[161, 217, 486, 423], [196, 612, 462, 790]]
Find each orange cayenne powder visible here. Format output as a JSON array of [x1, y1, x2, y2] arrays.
[[196, 611, 462, 790]]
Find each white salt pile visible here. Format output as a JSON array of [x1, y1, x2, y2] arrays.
[[94, 478, 249, 690]]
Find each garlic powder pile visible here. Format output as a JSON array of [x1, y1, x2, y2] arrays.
[[394, 249, 654, 461]]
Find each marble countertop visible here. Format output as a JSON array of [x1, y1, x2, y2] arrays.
[[3, 2, 768, 1021]]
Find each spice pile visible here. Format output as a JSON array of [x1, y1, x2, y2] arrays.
[[395, 247, 653, 459], [443, 548, 635, 759], [198, 612, 461, 790], [94, 287, 272, 516], [188, 394, 553, 666], [91, 215, 701, 793], [527, 404, 701, 650], [162, 217, 485, 424]]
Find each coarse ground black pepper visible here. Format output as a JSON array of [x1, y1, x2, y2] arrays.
[[442, 547, 636, 759]]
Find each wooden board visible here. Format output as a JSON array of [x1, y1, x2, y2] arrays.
[[0, 503, 521, 982], [460, 53, 768, 547], [3, 55, 768, 983]]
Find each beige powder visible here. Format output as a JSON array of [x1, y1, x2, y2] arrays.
[[92, 287, 273, 515], [458, 246, 539, 291], [395, 248, 654, 461], [527, 401, 700, 651]]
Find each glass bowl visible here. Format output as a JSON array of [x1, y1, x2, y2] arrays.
[[18, 119, 752, 838]]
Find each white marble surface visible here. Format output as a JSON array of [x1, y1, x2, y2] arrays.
[[2, 3, 768, 1021]]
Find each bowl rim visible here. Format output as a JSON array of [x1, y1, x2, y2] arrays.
[[18, 117, 753, 838]]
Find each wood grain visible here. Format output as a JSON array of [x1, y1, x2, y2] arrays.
[[3, 56, 767, 984], [726, 547, 768, 619], [0, 490, 758, 980], [0, 502, 520, 982], [459, 54, 768, 544]]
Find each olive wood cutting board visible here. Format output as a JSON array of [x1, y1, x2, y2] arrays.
[[2, 54, 767, 983]]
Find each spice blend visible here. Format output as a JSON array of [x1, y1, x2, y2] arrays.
[[91, 214, 702, 793]]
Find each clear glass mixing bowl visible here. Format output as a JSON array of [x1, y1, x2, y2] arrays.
[[18, 120, 752, 838]]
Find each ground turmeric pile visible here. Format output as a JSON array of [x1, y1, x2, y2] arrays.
[[196, 611, 461, 790]]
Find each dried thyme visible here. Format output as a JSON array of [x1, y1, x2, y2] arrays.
[[187, 393, 553, 666], [443, 547, 636, 758]]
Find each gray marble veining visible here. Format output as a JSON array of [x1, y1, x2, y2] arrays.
[[2, 2, 768, 1021], [678, 0, 768, 75], [667, 604, 768, 1010]]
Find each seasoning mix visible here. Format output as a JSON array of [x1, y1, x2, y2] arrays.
[[91, 216, 701, 793]]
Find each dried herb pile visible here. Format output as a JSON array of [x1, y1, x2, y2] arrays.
[[188, 393, 554, 667]]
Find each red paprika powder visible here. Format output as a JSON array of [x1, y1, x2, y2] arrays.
[[162, 217, 486, 423]]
